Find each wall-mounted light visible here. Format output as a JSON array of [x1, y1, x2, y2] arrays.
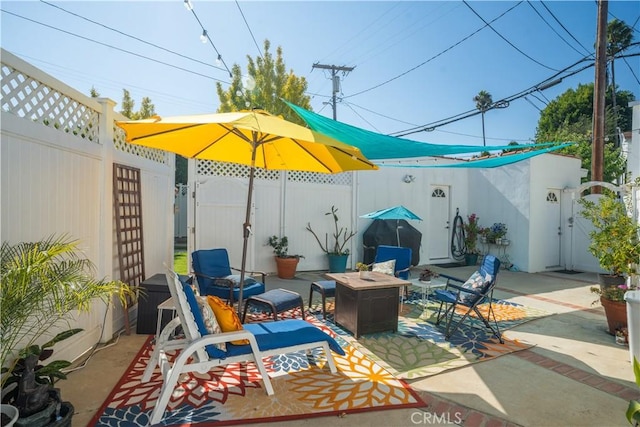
[[403, 174, 415, 183]]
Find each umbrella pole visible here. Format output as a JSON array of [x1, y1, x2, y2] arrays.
[[238, 160, 257, 317], [396, 219, 400, 246]]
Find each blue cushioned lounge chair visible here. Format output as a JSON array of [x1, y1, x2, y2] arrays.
[[142, 270, 345, 425], [191, 248, 266, 304]]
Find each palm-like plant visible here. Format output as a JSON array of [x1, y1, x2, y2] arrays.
[[473, 90, 493, 146], [0, 235, 137, 386]]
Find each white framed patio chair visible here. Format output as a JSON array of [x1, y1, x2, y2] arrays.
[[142, 270, 345, 425]]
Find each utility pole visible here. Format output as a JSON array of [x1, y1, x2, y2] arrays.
[[312, 63, 355, 120], [591, 0, 608, 193]]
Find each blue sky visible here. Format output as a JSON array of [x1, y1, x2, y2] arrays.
[[2, 1, 639, 147]]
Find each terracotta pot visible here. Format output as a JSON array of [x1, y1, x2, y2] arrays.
[[600, 296, 627, 335], [275, 257, 299, 279]]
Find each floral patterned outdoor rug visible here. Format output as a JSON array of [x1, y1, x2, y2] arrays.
[[304, 296, 550, 380], [90, 326, 424, 426]]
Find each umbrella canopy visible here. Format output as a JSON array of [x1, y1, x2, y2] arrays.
[[116, 109, 377, 313], [360, 205, 422, 247], [360, 205, 422, 221], [117, 110, 375, 173]]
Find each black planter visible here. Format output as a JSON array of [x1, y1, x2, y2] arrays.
[[464, 253, 478, 266], [15, 401, 73, 427], [598, 274, 626, 289]]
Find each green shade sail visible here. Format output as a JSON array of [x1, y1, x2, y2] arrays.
[[284, 100, 573, 168]]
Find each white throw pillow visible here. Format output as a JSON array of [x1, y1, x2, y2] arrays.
[[197, 296, 226, 352], [372, 259, 396, 276]]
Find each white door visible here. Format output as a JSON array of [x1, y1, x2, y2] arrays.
[[194, 178, 254, 269], [570, 193, 604, 273], [543, 189, 562, 268], [428, 186, 451, 260]]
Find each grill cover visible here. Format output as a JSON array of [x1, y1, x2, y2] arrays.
[[362, 219, 421, 266]]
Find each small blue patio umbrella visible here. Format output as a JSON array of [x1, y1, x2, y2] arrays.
[[360, 205, 422, 246]]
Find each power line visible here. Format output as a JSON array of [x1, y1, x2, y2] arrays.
[[389, 58, 595, 137], [526, 1, 591, 57], [234, 0, 263, 59], [38, 0, 227, 74], [539, 1, 593, 56], [344, 103, 381, 133], [311, 63, 355, 119], [463, 0, 559, 72], [343, 1, 523, 99]]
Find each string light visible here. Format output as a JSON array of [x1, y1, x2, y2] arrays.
[[185, 1, 233, 78]]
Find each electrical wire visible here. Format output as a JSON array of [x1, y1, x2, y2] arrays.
[[389, 55, 596, 137], [344, 102, 381, 133], [539, 1, 593, 56], [185, 1, 233, 78], [234, 0, 263, 59], [463, 0, 559, 72], [0, 9, 230, 84], [38, 0, 228, 74], [343, 1, 523, 99], [526, 1, 591, 57], [61, 301, 119, 374]]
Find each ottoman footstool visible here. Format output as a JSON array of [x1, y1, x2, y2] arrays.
[[242, 288, 304, 322], [309, 280, 336, 319]]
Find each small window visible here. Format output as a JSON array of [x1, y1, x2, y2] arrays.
[[432, 188, 446, 198]]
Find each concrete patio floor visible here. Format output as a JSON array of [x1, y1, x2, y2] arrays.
[[59, 265, 639, 426]]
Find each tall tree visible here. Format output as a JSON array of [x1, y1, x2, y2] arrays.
[[120, 89, 136, 119], [216, 39, 312, 124], [606, 18, 634, 146], [473, 90, 493, 146], [535, 84, 632, 183]]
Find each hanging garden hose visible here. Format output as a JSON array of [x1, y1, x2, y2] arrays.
[[451, 208, 466, 260]]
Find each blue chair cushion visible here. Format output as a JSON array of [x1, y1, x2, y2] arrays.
[[227, 319, 345, 357], [313, 280, 336, 296]]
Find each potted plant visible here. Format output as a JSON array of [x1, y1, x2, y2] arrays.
[[1, 330, 81, 427], [0, 235, 138, 425], [306, 205, 357, 273], [463, 213, 481, 266], [267, 235, 304, 279], [486, 222, 508, 244], [579, 194, 640, 335], [419, 267, 439, 282], [356, 262, 371, 279]]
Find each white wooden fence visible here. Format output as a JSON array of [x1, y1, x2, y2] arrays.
[[1, 49, 175, 364]]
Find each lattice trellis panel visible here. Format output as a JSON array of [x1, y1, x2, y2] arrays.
[[113, 124, 168, 164], [1, 63, 99, 143], [196, 159, 352, 185], [287, 170, 352, 185], [113, 164, 145, 335]]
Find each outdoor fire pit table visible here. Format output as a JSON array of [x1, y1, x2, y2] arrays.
[[325, 271, 409, 338]]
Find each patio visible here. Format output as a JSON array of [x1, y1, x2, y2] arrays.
[[59, 265, 638, 426]]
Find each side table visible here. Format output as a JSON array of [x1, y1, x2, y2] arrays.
[[409, 278, 447, 317], [155, 297, 176, 340]]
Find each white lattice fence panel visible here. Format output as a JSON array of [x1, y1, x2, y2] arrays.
[[196, 159, 352, 185], [113, 124, 167, 164], [1, 63, 99, 143]]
